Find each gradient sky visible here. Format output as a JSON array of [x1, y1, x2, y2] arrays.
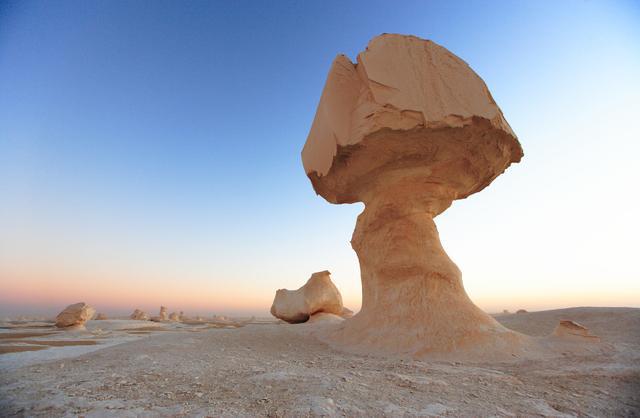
[[1, 0, 639, 318]]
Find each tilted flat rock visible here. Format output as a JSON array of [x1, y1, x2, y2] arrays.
[[340, 307, 355, 319], [552, 320, 600, 342], [130, 309, 150, 321], [271, 271, 344, 324], [55, 302, 96, 328], [308, 312, 345, 324], [302, 34, 527, 360]]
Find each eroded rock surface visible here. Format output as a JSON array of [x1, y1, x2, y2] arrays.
[[159, 306, 168, 321], [552, 320, 600, 342], [271, 271, 344, 324], [55, 303, 96, 328], [340, 307, 355, 319], [2, 307, 638, 417], [308, 312, 345, 324], [130, 309, 150, 321], [301, 34, 527, 360]]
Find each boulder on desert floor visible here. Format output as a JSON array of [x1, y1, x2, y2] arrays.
[[95, 313, 108, 320], [516, 309, 528, 314], [169, 312, 180, 321], [552, 320, 600, 342], [271, 270, 344, 324], [130, 309, 150, 321], [55, 302, 96, 328]]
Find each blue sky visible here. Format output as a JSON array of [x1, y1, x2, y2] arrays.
[[1, 1, 639, 316]]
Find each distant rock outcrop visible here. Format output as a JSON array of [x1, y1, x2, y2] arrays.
[[95, 313, 108, 320], [169, 312, 180, 321], [130, 309, 150, 321], [211, 315, 231, 324], [270, 270, 344, 324], [516, 309, 528, 314], [159, 306, 168, 321], [55, 302, 96, 328]]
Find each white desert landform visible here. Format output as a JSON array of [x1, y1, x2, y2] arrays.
[[0, 307, 638, 416], [2, 33, 639, 416]]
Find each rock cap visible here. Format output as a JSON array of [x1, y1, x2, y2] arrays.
[[302, 33, 522, 208]]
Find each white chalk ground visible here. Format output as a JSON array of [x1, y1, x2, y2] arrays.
[[0, 307, 639, 417]]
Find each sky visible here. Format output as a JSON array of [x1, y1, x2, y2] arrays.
[[1, 0, 639, 318]]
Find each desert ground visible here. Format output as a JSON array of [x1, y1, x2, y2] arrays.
[[0, 307, 638, 417]]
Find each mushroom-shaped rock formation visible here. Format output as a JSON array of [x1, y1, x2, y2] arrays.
[[271, 270, 344, 324], [159, 306, 168, 321], [55, 302, 96, 329], [130, 309, 150, 321], [302, 34, 525, 359], [552, 320, 600, 342]]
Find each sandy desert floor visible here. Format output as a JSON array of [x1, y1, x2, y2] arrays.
[[0, 307, 639, 417]]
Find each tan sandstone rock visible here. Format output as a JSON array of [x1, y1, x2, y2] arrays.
[[308, 312, 345, 324], [130, 309, 150, 321], [159, 306, 168, 321], [271, 270, 344, 324], [302, 34, 526, 360], [55, 302, 96, 328], [552, 320, 600, 342], [340, 307, 355, 319], [95, 313, 108, 320], [212, 315, 231, 324], [169, 312, 180, 321]]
